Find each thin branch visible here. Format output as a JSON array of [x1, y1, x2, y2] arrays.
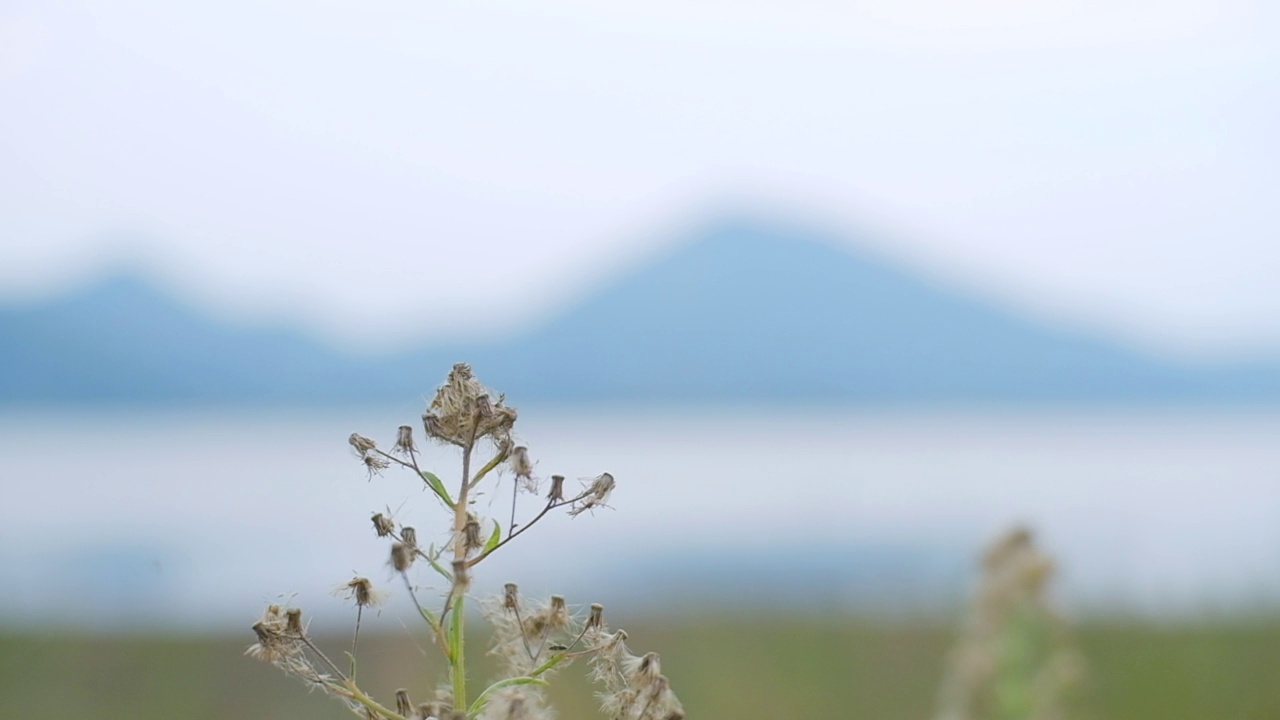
[[510, 600, 536, 663], [401, 571, 450, 659], [349, 605, 362, 679], [468, 491, 592, 568], [509, 476, 519, 537], [296, 634, 350, 685]]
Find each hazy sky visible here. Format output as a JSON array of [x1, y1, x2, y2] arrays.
[[2, 1, 1278, 358]]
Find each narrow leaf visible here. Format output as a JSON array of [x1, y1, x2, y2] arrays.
[[419, 605, 439, 628], [469, 677, 550, 716], [421, 471, 454, 507], [421, 543, 453, 583], [484, 521, 502, 554]]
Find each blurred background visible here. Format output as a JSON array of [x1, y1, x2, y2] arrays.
[[3, 2, 1280, 718]]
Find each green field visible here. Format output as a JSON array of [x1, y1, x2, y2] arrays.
[[3, 616, 1279, 719]]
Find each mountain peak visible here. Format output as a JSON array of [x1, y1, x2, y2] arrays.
[[3, 219, 1278, 405]]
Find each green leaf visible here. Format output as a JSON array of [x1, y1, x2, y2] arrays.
[[468, 676, 550, 716], [421, 471, 454, 507], [528, 652, 567, 678], [425, 544, 453, 582], [418, 605, 439, 627], [484, 521, 502, 554]]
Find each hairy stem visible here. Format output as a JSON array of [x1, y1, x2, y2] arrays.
[[450, 441, 474, 712]]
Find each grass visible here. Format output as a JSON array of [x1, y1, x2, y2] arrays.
[[3, 615, 1279, 720]]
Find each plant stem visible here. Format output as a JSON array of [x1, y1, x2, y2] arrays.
[[452, 592, 467, 712], [450, 442, 474, 712]]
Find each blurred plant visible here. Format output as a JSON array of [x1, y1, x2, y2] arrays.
[[248, 363, 683, 720], [933, 526, 1085, 720]]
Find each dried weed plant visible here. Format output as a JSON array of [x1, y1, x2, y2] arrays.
[[249, 363, 683, 720], [933, 526, 1086, 720]]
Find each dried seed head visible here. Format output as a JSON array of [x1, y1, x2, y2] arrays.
[[394, 425, 416, 455], [243, 602, 308, 666], [549, 596, 568, 627], [246, 605, 303, 663], [604, 629, 628, 653], [645, 675, 684, 719], [349, 433, 377, 456], [587, 603, 604, 630], [569, 473, 616, 516], [509, 446, 533, 479], [423, 412, 445, 440], [401, 526, 418, 550], [423, 364, 518, 448], [451, 559, 471, 592], [363, 453, 390, 479], [333, 576, 386, 608], [548, 475, 565, 503], [463, 518, 483, 554], [285, 608, 304, 634], [371, 512, 396, 537], [390, 543, 414, 572], [395, 689, 413, 716], [419, 702, 445, 720], [633, 651, 661, 682], [251, 620, 272, 645], [503, 583, 520, 611]]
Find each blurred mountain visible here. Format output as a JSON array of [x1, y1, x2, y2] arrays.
[[2, 218, 1277, 405]]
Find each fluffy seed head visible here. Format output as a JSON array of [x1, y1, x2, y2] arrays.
[[334, 576, 386, 608], [503, 583, 520, 611], [390, 543, 414, 572], [246, 604, 304, 664], [510, 446, 533, 479], [285, 608, 304, 634], [363, 453, 390, 479], [549, 596, 568, 625], [570, 473, 616, 516]]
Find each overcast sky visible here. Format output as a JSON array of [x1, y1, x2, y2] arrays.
[[2, 1, 1278, 358]]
